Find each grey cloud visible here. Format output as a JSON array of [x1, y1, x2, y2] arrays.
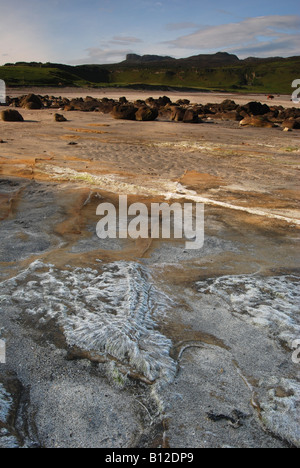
[[73, 47, 132, 65], [165, 22, 199, 31], [227, 35, 300, 58], [165, 15, 300, 57], [111, 36, 143, 45]]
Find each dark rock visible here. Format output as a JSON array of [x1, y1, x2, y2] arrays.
[[97, 100, 116, 114], [279, 107, 300, 120], [176, 99, 190, 106], [135, 106, 158, 121], [67, 98, 100, 112], [282, 117, 300, 129], [119, 97, 128, 104], [20, 94, 43, 109], [170, 106, 186, 122], [145, 97, 155, 107], [1, 109, 24, 122], [54, 113, 67, 122], [182, 109, 200, 123], [134, 100, 146, 107], [156, 96, 172, 107], [220, 99, 238, 111], [213, 111, 243, 121], [239, 115, 275, 128], [111, 104, 137, 120], [241, 101, 270, 116]]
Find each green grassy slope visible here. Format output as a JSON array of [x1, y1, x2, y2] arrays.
[[0, 57, 299, 94]]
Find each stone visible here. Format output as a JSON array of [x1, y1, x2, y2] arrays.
[[242, 101, 270, 116], [135, 106, 158, 121], [170, 106, 185, 122], [54, 113, 67, 122], [182, 109, 200, 123], [239, 115, 275, 128], [281, 117, 300, 130], [220, 99, 238, 111], [20, 94, 43, 110], [111, 105, 137, 120], [0, 109, 24, 122], [213, 111, 243, 121]]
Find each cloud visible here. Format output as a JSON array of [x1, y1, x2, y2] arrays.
[[227, 35, 300, 58], [165, 15, 300, 57], [110, 36, 143, 45], [73, 47, 134, 65], [165, 22, 198, 31]]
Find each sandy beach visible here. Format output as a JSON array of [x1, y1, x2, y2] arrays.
[[0, 89, 299, 448]]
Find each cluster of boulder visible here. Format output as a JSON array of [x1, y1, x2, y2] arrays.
[[1, 93, 300, 129]]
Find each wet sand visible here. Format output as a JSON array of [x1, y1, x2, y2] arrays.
[[0, 91, 299, 448]]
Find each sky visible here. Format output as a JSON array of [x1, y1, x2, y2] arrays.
[[0, 0, 299, 65]]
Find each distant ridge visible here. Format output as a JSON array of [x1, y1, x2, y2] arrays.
[[123, 52, 240, 67], [124, 54, 175, 63], [1, 52, 299, 94]]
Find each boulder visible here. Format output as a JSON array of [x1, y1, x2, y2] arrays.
[[111, 105, 137, 120], [176, 99, 190, 106], [134, 100, 146, 107], [145, 97, 155, 106], [97, 100, 116, 114], [239, 115, 275, 128], [23, 101, 42, 110], [54, 113, 67, 122], [157, 96, 172, 107], [170, 106, 185, 122], [213, 111, 243, 121], [220, 99, 238, 111], [281, 118, 300, 130], [68, 98, 99, 112], [182, 109, 200, 123], [241, 101, 270, 116], [1, 109, 24, 122], [135, 106, 158, 121], [20, 94, 43, 109]]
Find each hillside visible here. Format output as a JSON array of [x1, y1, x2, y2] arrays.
[[0, 53, 299, 94]]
